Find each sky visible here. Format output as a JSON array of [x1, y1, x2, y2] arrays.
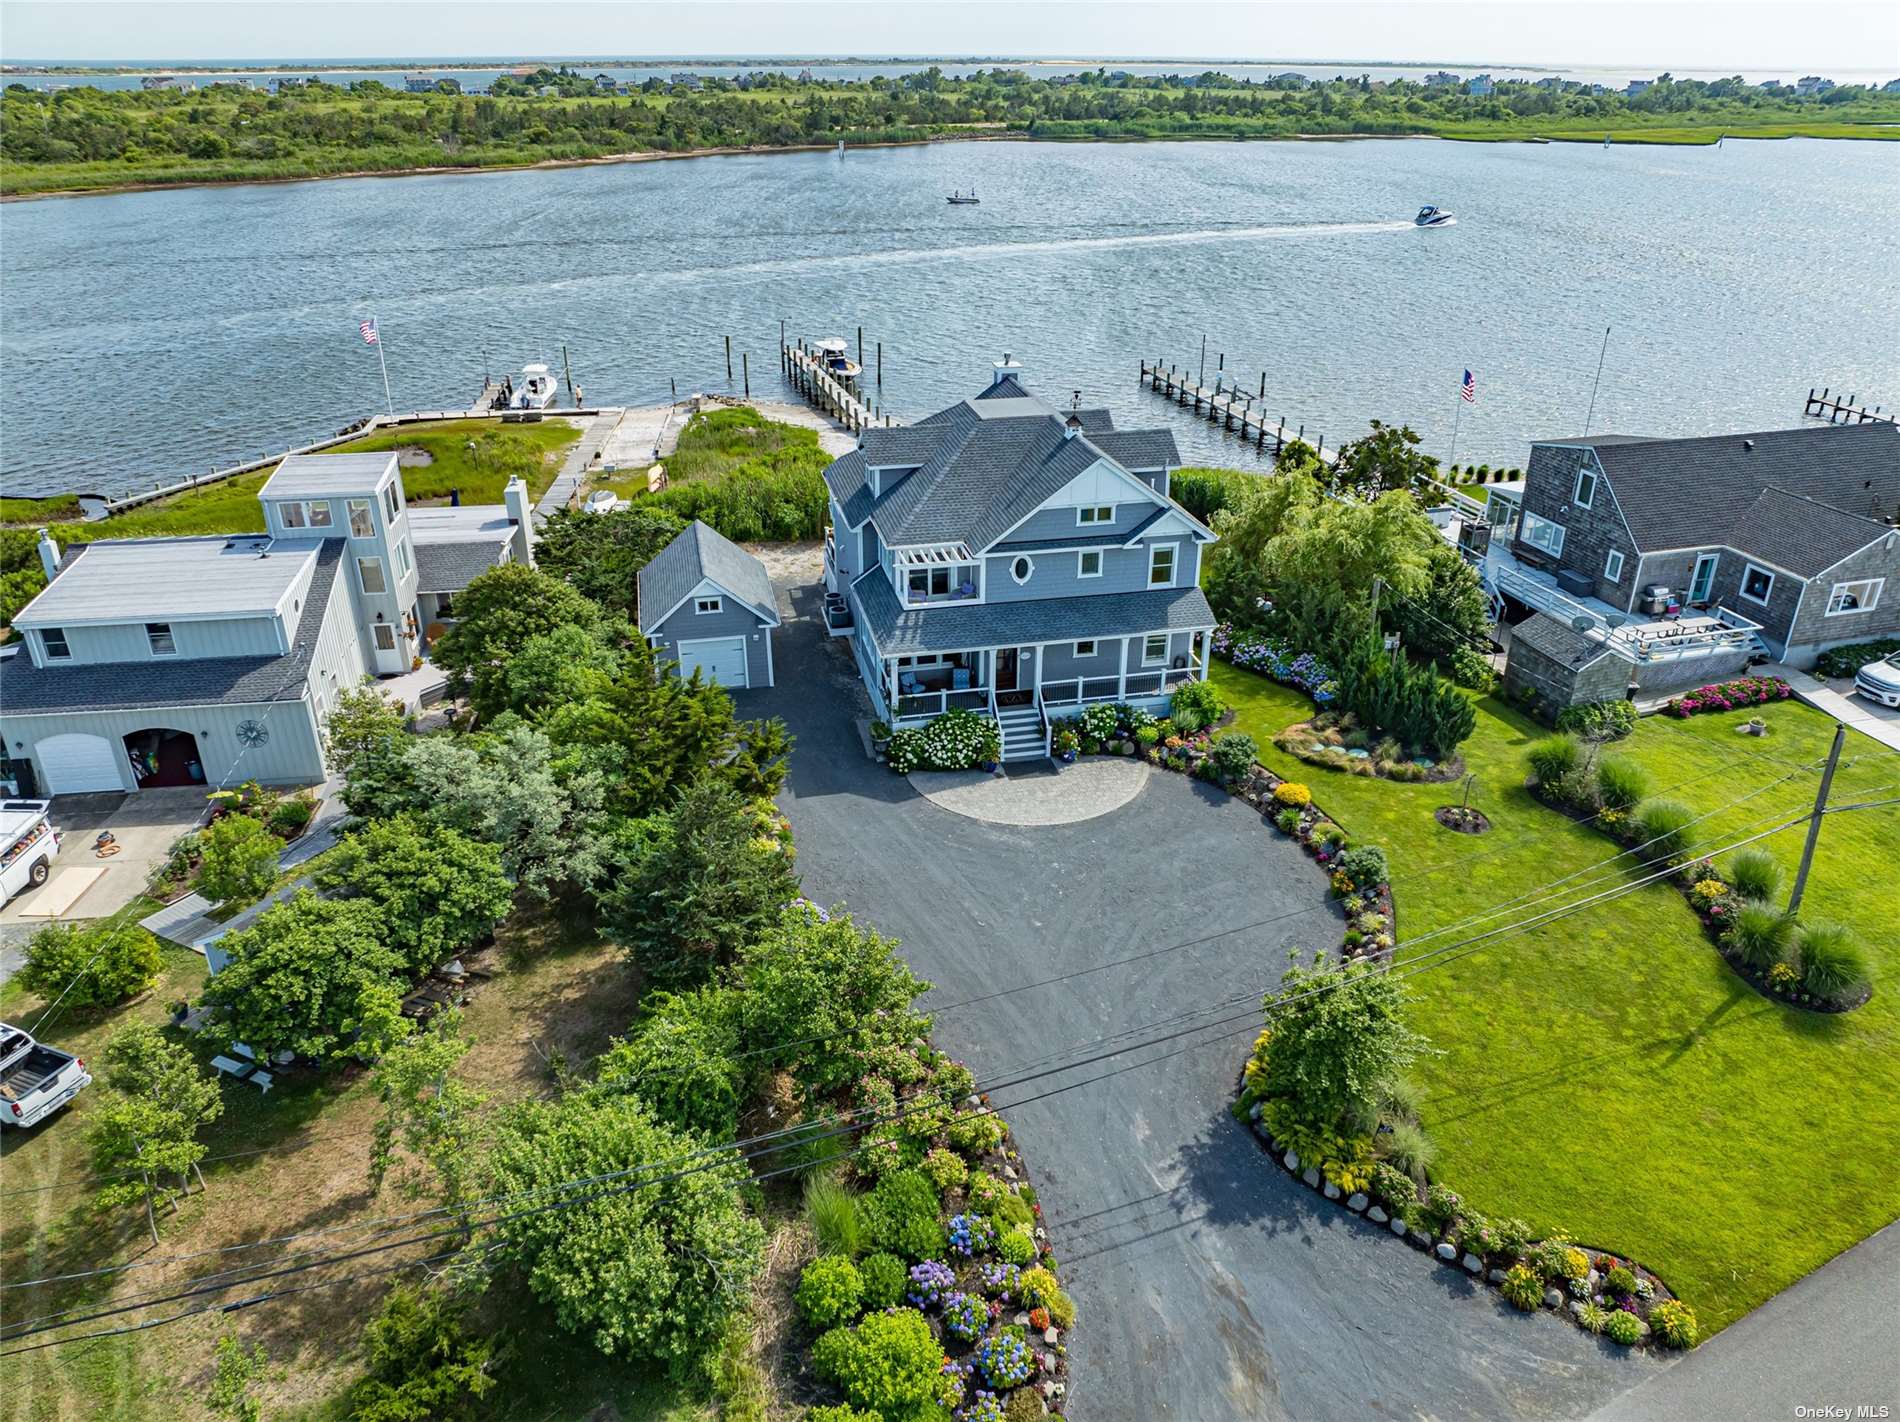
[[1, 0, 1895, 71]]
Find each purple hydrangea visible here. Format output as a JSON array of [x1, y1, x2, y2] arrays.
[[907, 1258, 956, 1310], [980, 1261, 1021, 1297], [942, 1291, 989, 1343], [945, 1212, 997, 1257]]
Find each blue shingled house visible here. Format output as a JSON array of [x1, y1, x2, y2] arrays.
[[823, 358, 1217, 761]]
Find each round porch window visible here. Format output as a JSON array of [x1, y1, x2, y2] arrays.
[[1011, 556, 1034, 584]]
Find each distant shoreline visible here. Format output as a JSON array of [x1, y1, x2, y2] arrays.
[[15, 125, 1877, 205]]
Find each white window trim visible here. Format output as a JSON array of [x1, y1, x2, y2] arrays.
[[1076, 505, 1114, 526], [395, 537, 412, 578], [1824, 577, 1883, 616], [694, 596, 724, 615], [1603, 548, 1624, 582], [1142, 633, 1168, 667], [357, 556, 388, 596], [1075, 640, 1098, 657], [41, 627, 71, 660], [1689, 552, 1720, 603], [371, 623, 398, 651], [1077, 550, 1103, 579], [1573, 468, 1597, 509], [306, 500, 334, 528], [1010, 555, 1035, 586], [1739, 562, 1776, 607], [145, 622, 177, 657], [347, 498, 375, 539], [1520, 512, 1566, 557], [1148, 545, 1176, 587], [382, 482, 401, 520]]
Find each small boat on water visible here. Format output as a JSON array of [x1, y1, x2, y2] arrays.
[[509, 363, 558, 410], [1414, 204, 1454, 227], [812, 337, 862, 381], [947, 190, 980, 205]]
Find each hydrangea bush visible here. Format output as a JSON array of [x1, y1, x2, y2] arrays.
[[1666, 676, 1792, 717], [973, 1329, 1036, 1389], [905, 1258, 956, 1310], [1212, 624, 1337, 702]]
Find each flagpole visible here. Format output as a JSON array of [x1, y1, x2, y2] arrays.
[[1447, 383, 1465, 470], [1582, 326, 1611, 436], [373, 317, 394, 418]]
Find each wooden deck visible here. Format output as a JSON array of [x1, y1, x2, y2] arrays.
[[783, 343, 895, 434]]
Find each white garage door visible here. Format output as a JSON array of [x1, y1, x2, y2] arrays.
[[36, 733, 125, 795], [677, 636, 749, 688]]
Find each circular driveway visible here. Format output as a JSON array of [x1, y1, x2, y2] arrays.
[[754, 593, 1656, 1421]]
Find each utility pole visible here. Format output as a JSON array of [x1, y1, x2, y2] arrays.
[[1787, 723, 1846, 915]]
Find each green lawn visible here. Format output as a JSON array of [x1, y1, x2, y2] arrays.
[[0, 492, 83, 524], [330, 417, 583, 503], [1215, 664, 1900, 1334]]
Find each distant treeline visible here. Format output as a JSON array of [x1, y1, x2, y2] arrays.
[[6, 65, 1897, 194]]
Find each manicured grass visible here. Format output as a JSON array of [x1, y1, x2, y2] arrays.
[[0, 493, 82, 524], [330, 417, 583, 503], [1215, 663, 1900, 1334]]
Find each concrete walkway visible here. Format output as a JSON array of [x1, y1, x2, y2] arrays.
[[1760, 663, 1900, 751], [533, 410, 623, 523], [1591, 1222, 1900, 1422]]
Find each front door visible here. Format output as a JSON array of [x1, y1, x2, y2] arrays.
[[1688, 553, 1719, 605], [370, 621, 404, 675], [994, 648, 1019, 692]]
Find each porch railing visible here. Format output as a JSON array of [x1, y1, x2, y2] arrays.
[[893, 687, 991, 721], [1041, 676, 1126, 708]]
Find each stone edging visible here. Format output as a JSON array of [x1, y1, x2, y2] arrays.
[[1237, 1089, 1686, 1350]]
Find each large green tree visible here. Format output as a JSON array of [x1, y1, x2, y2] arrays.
[[1256, 952, 1430, 1135], [596, 778, 800, 988], [195, 813, 282, 906], [1385, 539, 1495, 688], [367, 1010, 486, 1208], [200, 893, 408, 1063], [430, 563, 609, 720], [317, 815, 513, 976], [486, 1089, 765, 1367], [86, 1022, 224, 1242], [536, 504, 686, 619], [324, 682, 416, 818], [596, 987, 747, 1141], [15, 920, 163, 1012], [1327, 419, 1439, 501]]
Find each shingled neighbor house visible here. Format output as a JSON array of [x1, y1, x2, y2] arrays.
[[821, 358, 1217, 762], [1455, 423, 1900, 711], [0, 455, 533, 796]]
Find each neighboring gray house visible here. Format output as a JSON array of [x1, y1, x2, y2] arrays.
[[822, 358, 1218, 761], [0, 455, 532, 796], [1495, 423, 1898, 671], [638, 520, 780, 689]]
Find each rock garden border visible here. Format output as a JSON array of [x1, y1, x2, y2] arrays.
[[1237, 1096, 1696, 1351]]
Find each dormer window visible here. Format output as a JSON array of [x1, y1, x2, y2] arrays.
[[1077, 505, 1114, 525], [41, 627, 71, 660], [146, 623, 177, 657], [279, 500, 334, 530]]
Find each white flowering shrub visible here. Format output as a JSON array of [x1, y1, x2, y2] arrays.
[[918, 708, 1000, 769], [1080, 705, 1121, 741]]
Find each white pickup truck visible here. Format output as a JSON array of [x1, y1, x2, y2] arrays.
[[1, 799, 61, 905], [0, 1022, 91, 1129]]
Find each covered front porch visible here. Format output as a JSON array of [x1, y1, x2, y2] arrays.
[[878, 629, 1215, 728]]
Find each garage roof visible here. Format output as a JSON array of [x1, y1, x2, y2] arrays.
[[637, 520, 780, 633]]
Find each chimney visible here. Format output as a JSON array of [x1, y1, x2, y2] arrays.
[[35, 528, 61, 581], [991, 353, 1025, 388], [1064, 413, 1083, 440], [503, 476, 535, 567]]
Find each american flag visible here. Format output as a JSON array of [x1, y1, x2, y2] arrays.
[[1460, 369, 1477, 403], [359, 318, 379, 346]]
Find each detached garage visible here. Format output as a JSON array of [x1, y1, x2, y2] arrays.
[[637, 520, 780, 690]]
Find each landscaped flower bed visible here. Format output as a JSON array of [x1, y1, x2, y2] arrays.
[[1523, 732, 1872, 1013], [1211, 624, 1337, 702], [1666, 676, 1793, 718], [1238, 1094, 1695, 1352], [1273, 710, 1466, 783], [795, 1067, 1076, 1419], [881, 708, 1005, 775]]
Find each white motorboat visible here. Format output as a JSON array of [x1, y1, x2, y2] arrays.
[[1414, 205, 1454, 227], [584, 489, 621, 515], [813, 336, 862, 380], [509, 363, 558, 410]]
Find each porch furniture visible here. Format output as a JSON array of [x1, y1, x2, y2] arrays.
[[210, 1055, 274, 1093], [952, 669, 972, 690]]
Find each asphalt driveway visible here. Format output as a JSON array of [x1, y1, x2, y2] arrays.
[[755, 584, 1659, 1421]]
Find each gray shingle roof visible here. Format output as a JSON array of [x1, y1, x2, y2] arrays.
[[975, 374, 1030, 400], [1723, 486, 1894, 576], [1086, 428, 1181, 471], [852, 568, 1215, 655], [415, 540, 507, 593], [1548, 423, 1898, 554], [1511, 612, 1612, 667], [637, 520, 780, 633], [0, 542, 342, 715]]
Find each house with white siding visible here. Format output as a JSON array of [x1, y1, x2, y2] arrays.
[[822, 359, 1218, 762], [0, 455, 533, 796]]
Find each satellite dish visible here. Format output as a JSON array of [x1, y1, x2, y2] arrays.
[[1603, 614, 1627, 629], [1570, 615, 1597, 632]]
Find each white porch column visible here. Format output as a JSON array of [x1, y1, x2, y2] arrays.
[[1117, 637, 1128, 700]]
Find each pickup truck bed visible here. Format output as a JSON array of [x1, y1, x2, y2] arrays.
[[0, 1045, 72, 1102]]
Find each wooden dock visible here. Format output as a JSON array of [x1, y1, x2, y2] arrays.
[[1139, 360, 1336, 463], [783, 342, 895, 433], [1804, 387, 1894, 426]]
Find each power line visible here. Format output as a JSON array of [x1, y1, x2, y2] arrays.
[[5, 800, 1836, 1339]]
